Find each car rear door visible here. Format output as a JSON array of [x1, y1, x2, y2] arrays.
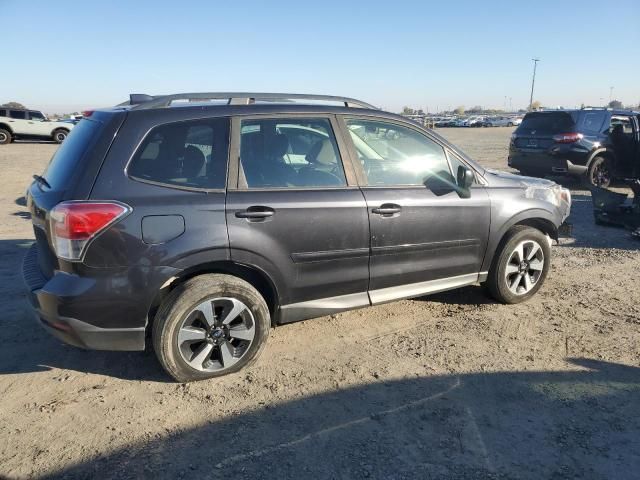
[[8, 109, 29, 134], [226, 114, 371, 322], [339, 116, 491, 304]]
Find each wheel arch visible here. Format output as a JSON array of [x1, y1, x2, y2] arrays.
[[145, 260, 281, 338], [0, 122, 13, 134], [586, 148, 615, 169], [51, 126, 70, 135], [482, 209, 558, 273]]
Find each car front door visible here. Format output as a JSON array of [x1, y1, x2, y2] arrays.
[[226, 115, 371, 323], [27, 111, 52, 136], [340, 116, 491, 304]]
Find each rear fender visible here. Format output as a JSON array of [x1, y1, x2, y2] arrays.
[[586, 148, 616, 169]]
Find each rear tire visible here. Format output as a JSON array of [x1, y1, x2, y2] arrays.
[[485, 226, 551, 304], [0, 128, 11, 145], [586, 155, 612, 188], [152, 274, 270, 382], [52, 129, 68, 143]]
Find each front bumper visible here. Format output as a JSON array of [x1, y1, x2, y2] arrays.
[[22, 244, 177, 351]]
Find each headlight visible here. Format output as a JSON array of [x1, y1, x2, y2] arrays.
[[524, 185, 571, 212]]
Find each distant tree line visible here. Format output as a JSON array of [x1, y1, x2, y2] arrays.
[[1, 101, 27, 109]]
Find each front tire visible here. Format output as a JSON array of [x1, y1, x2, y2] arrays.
[[152, 274, 270, 382], [0, 128, 11, 145], [52, 129, 68, 143], [485, 226, 551, 304]]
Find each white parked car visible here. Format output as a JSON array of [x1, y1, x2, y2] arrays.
[[464, 116, 485, 127], [0, 108, 74, 144], [484, 116, 511, 127], [484, 116, 523, 127]]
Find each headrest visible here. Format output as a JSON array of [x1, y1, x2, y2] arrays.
[[182, 145, 205, 177], [306, 139, 335, 165]]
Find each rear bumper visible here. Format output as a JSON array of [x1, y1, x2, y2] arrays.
[[31, 311, 145, 351], [22, 244, 177, 351], [508, 153, 587, 176]]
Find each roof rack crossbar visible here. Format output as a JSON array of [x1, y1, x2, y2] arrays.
[[127, 92, 377, 110]]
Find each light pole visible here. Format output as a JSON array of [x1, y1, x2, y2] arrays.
[[509, 97, 513, 112], [609, 86, 614, 103], [529, 58, 540, 110]]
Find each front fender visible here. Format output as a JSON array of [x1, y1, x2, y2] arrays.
[[481, 208, 560, 273], [48, 122, 74, 134]]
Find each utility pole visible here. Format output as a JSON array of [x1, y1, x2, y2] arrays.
[[529, 58, 540, 110]]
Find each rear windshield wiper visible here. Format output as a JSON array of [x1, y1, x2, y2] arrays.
[[32, 174, 51, 189]]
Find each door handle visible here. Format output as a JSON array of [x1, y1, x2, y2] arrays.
[[235, 206, 275, 220], [372, 204, 401, 216]]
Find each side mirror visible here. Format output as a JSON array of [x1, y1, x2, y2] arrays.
[[456, 166, 474, 198]]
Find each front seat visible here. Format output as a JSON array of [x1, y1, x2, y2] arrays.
[[242, 133, 297, 187], [610, 123, 631, 167], [297, 139, 345, 186]]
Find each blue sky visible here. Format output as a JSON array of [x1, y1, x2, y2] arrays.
[[4, 0, 639, 113]]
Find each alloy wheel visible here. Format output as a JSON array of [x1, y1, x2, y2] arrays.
[[504, 240, 544, 295], [177, 297, 256, 372], [592, 162, 610, 187]]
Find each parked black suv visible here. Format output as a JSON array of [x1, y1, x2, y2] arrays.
[[509, 108, 640, 187], [23, 93, 571, 382]]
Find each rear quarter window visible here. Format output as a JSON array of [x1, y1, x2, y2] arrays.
[[128, 118, 229, 190], [579, 111, 606, 132]]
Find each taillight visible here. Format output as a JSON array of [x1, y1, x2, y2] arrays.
[[82, 110, 94, 117], [49, 201, 131, 261], [552, 132, 583, 143]]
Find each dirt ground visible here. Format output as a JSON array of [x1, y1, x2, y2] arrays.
[[1, 128, 639, 480]]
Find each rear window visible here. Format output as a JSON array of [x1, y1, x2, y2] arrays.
[[9, 110, 27, 119], [518, 112, 575, 134], [42, 119, 103, 190]]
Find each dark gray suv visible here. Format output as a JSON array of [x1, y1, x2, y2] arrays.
[[23, 93, 571, 382]]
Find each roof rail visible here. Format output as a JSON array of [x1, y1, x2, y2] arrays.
[[126, 92, 377, 110], [581, 106, 611, 110]]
